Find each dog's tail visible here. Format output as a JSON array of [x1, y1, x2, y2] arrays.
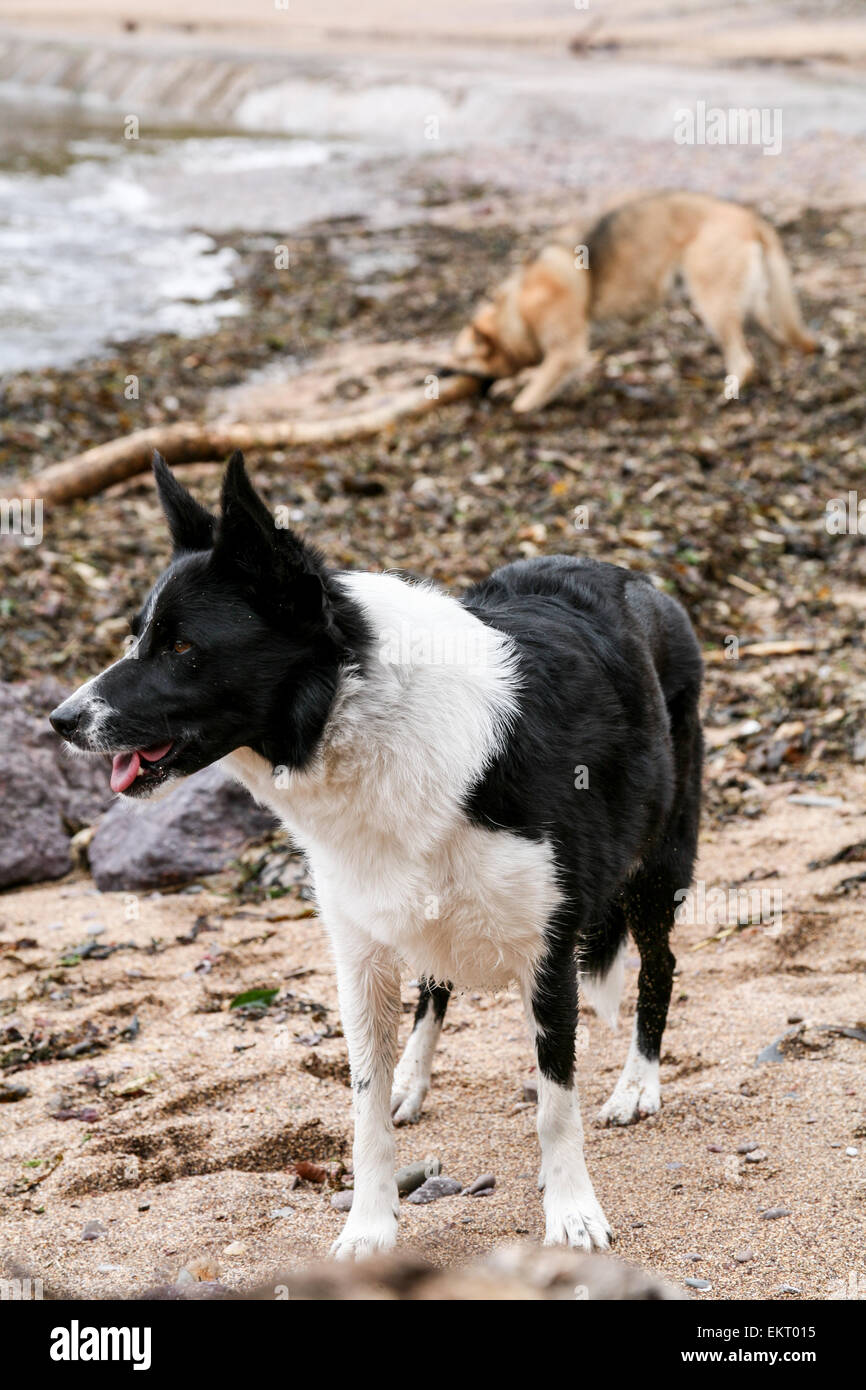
[[755, 220, 817, 354]]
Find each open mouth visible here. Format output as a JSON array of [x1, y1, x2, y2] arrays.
[[110, 741, 176, 794]]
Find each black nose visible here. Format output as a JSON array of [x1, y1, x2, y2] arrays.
[[49, 706, 80, 740]]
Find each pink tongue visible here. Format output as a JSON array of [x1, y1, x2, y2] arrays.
[[109, 742, 173, 793], [110, 750, 140, 793]]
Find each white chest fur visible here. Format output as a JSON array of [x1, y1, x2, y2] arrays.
[[223, 572, 560, 989]]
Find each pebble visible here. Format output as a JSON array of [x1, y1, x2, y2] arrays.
[[406, 1176, 463, 1204], [733, 1250, 756, 1263], [96, 1265, 125, 1274], [82, 1220, 107, 1240], [684, 1253, 702, 1262], [737, 1141, 759, 1154], [270, 1207, 296, 1219], [330, 1191, 354, 1212], [760, 1207, 791, 1220], [465, 1173, 496, 1197], [706, 1143, 724, 1153], [846, 1147, 859, 1157], [0, 1082, 30, 1103], [744, 1149, 767, 1163], [395, 1158, 441, 1196], [222, 1241, 246, 1257], [779, 1284, 802, 1295], [684, 1277, 712, 1291], [666, 1161, 683, 1171], [787, 793, 844, 808], [137, 1201, 151, 1212]]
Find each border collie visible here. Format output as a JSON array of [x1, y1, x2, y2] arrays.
[[50, 452, 703, 1258]]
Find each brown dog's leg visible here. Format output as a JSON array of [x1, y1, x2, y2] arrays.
[[683, 244, 757, 391], [512, 348, 591, 413]]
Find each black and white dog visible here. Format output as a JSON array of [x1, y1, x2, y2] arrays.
[[50, 452, 703, 1258]]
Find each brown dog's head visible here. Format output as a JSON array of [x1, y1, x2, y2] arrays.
[[453, 301, 521, 379]]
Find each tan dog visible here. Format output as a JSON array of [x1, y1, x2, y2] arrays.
[[453, 192, 816, 412]]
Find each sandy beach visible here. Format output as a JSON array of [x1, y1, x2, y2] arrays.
[[1, 0, 865, 1303]]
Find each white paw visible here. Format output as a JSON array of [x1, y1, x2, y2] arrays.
[[597, 1078, 660, 1127], [543, 1187, 612, 1251], [390, 1085, 426, 1126], [330, 1211, 398, 1261]]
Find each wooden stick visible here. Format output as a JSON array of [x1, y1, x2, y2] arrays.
[[23, 375, 481, 506]]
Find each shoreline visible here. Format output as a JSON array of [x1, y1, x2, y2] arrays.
[[2, 1, 866, 68]]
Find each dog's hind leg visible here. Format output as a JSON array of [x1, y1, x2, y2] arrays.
[[391, 978, 451, 1125], [682, 238, 757, 389], [328, 926, 402, 1259], [522, 924, 612, 1250], [599, 685, 702, 1127]]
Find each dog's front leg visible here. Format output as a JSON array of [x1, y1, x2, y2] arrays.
[[329, 928, 401, 1260]]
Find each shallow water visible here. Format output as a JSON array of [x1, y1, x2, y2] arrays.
[[1, 40, 864, 375]]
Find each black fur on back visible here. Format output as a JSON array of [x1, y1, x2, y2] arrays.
[[462, 555, 703, 986]]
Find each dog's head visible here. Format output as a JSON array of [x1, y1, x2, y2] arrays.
[[50, 451, 368, 797], [453, 300, 521, 380]]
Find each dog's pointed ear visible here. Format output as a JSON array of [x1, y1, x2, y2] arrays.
[[213, 451, 328, 626], [153, 451, 216, 554]]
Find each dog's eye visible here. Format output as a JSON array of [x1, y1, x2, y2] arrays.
[[171, 639, 192, 655]]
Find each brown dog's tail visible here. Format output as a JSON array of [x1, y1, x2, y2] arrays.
[[755, 220, 817, 353]]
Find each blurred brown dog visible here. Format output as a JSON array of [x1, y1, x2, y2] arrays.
[[453, 191, 816, 412]]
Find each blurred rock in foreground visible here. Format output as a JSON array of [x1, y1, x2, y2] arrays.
[[137, 1245, 687, 1301]]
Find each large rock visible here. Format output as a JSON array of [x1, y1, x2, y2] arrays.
[[0, 678, 113, 889], [88, 763, 279, 891]]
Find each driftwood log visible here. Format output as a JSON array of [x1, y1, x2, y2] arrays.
[[23, 374, 481, 506]]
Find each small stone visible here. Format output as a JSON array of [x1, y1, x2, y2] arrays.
[[666, 1161, 683, 1170], [81, 1220, 107, 1240], [180, 1255, 219, 1282], [778, 1284, 801, 1295], [786, 793, 843, 807], [0, 1082, 29, 1103], [685, 1253, 702, 1262], [846, 1147, 859, 1157], [684, 1277, 712, 1291], [270, 1206, 295, 1219], [330, 1191, 353, 1212], [406, 1176, 463, 1204], [733, 1250, 755, 1263], [706, 1144, 724, 1153], [760, 1207, 792, 1220], [222, 1241, 246, 1257], [137, 1201, 151, 1212], [787, 1015, 804, 1025], [465, 1173, 496, 1196], [745, 1149, 767, 1163], [737, 1141, 759, 1154], [396, 1158, 440, 1196], [96, 1264, 125, 1274]]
